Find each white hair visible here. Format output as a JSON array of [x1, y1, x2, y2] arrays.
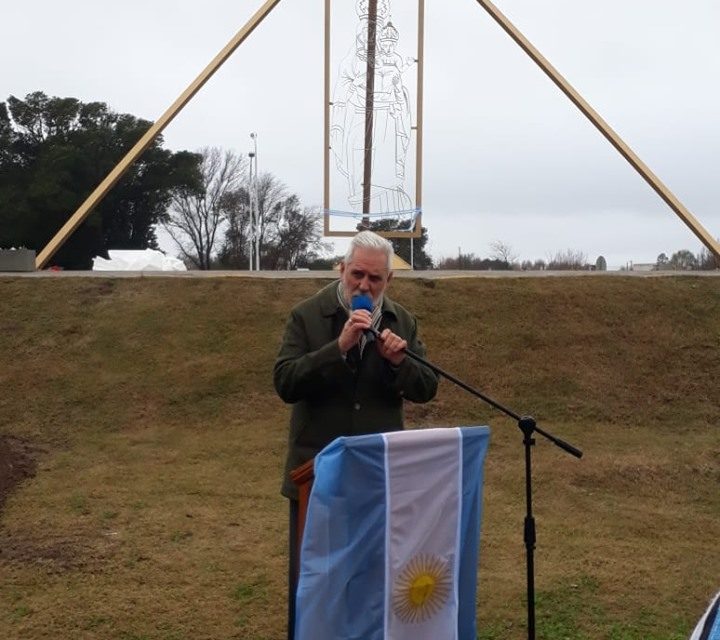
[[344, 231, 393, 271]]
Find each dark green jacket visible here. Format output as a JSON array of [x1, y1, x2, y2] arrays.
[[274, 281, 439, 499]]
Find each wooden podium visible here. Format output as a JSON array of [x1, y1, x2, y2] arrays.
[[289, 459, 315, 570]]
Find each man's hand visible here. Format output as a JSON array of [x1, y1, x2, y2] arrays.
[[338, 310, 372, 354], [377, 328, 407, 367]]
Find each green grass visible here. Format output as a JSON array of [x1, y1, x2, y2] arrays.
[[0, 275, 718, 639]]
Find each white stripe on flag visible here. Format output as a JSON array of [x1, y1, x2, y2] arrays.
[[383, 428, 462, 640]]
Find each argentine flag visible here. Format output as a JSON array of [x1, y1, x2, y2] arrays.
[[295, 426, 490, 640], [690, 591, 720, 640]]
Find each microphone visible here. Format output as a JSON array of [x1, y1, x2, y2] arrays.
[[350, 293, 377, 343]]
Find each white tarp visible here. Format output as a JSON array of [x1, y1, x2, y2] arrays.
[[92, 249, 186, 272]]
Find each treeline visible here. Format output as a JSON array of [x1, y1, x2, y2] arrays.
[[654, 249, 718, 271], [2, 92, 717, 272], [436, 247, 605, 271], [0, 92, 329, 270], [0, 92, 198, 269], [436, 247, 719, 271]]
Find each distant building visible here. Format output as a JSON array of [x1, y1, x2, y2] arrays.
[[629, 262, 655, 272]]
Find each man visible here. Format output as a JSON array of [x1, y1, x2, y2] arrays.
[[273, 231, 438, 638]]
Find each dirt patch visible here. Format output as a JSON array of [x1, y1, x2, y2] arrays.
[[0, 435, 40, 514], [0, 437, 100, 573], [0, 531, 91, 573]]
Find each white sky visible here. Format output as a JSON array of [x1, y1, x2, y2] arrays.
[[3, 0, 718, 268]]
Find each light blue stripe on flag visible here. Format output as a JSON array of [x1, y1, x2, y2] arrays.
[[458, 428, 488, 639], [294, 433, 387, 640], [690, 591, 720, 640], [295, 426, 490, 640]]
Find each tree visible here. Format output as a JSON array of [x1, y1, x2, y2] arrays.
[[364, 219, 433, 269], [520, 259, 547, 271], [655, 253, 669, 270], [217, 186, 252, 269], [668, 249, 697, 271], [547, 249, 589, 270], [263, 196, 330, 270], [218, 173, 329, 270], [304, 254, 343, 270], [696, 247, 719, 270], [162, 147, 246, 270], [0, 91, 199, 268], [255, 172, 290, 255], [595, 256, 607, 271], [489, 240, 517, 268], [435, 252, 510, 270]]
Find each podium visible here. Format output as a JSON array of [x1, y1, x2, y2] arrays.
[[289, 458, 315, 572], [290, 427, 490, 640]]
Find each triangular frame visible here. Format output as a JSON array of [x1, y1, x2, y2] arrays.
[[34, 0, 719, 269]]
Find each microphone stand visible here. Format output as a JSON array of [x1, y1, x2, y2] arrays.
[[376, 331, 583, 640]]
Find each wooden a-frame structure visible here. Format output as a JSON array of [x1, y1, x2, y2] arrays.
[[34, 0, 720, 269]]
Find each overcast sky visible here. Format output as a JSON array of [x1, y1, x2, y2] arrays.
[[3, 0, 718, 268]]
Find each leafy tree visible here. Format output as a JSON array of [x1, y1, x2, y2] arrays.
[[362, 219, 433, 269], [162, 147, 245, 270], [0, 91, 200, 268], [657, 248, 718, 271], [668, 249, 697, 271]]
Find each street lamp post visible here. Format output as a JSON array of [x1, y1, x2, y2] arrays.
[[250, 132, 259, 271], [247, 150, 255, 271]]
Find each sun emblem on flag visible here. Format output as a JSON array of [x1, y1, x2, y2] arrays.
[[392, 554, 452, 624]]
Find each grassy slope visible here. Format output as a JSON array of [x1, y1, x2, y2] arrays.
[[0, 275, 718, 640]]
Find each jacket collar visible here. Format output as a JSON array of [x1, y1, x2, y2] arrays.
[[319, 280, 398, 319]]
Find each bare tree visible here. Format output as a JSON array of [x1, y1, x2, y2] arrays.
[[489, 240, 518, 266], [435, 252, 511, 270], [254, 172, 290, 253], [547, 249, 588, 270], [162, 147, 246, 269], [520, 259, 547, 271], [218, 171, 331, 270], [217, 187, 251, 268], [697, 247, 719, 270], [263, 197, 329, 269]]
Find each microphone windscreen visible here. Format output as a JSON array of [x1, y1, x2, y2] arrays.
[[351, 293, 374, 313]]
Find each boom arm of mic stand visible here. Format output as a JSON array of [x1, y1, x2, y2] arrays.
[[400, 345, 583, 459]]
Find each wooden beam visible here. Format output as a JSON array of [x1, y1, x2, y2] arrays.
[[323, 0, 331, 235], [415, 0, 425, 232], [362, 0, 379, 216], [474, 0, 720, 260], [35, 0, 283, 269]]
